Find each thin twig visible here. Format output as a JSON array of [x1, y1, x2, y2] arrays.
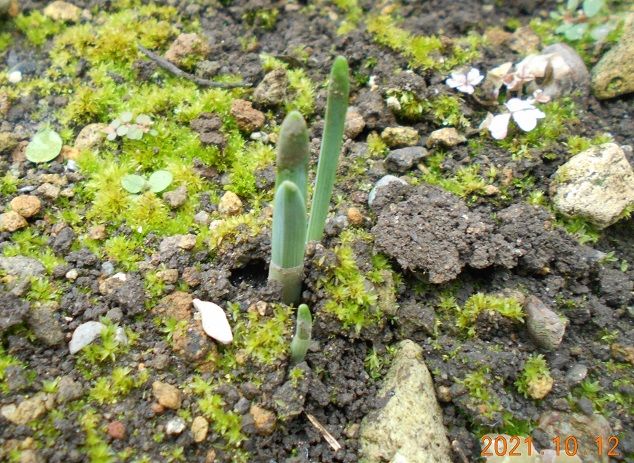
[[137, 45, 251, 89], [305, 413, 342, 452]]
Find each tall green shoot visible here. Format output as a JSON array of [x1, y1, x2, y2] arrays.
[[306, 56, 350, 242]]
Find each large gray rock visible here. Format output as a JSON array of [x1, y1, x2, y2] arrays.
[[359, 340, 452, 463], [0, 256, 45, 279], [592, 15, 634, 99], [550, 143, 634, 229]]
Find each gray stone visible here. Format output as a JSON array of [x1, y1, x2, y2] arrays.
[[68, 321, 105, 354], [368, 175, 408, 208], [518, 43, 590, 99], [565, 364, 588, 386], [385, 146, 428, 173], [0, 292, 30, 333], [253, 69, 288, 107], [592, 14, 634, 99], [56, 376, 83, 403], [525, 296, 567, 351], [163, 185, 188, 209], [538, 411, 611, 462], [1, 393, 48, 425], [359, 340, 452, 463], [99, 272, 146, 314], [28, 304, 64, 346], [166, 416, 187, 435], [0, 256, 45, 279], [550, 143, 634, 229]]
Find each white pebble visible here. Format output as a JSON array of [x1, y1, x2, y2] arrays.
[[165, 417, 186, 435], [192, 299, 233, 345], [8, 71, 22, 84], [69, 321, 105, 354]]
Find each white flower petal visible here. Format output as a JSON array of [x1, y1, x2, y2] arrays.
[[512, 109, 541, 132], [446, 77, 463, 88], [505, 97, 536, 113], [457, 84, 474, 94], [466, 68, 483, 85], [489, 113, 511, 140], [478, 112, 494, 131], [193, 299, 233, 344]]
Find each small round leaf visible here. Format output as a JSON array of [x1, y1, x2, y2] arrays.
[[147, 170, 173, 193], [25, 129, 63, 163], [126, 126, 143, 140], [120, 111, 133, 123], [582, 0, 603, 17], [121, 174, 147, 194]]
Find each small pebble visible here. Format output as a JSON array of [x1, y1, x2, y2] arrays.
[[166, 416, 186, 435]]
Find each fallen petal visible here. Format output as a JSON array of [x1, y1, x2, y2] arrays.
[[193, 299, 233, 344], [505, 97, 536, 113], [489, 113, 511, 140], [457, 84, 474, 94], [69, 321, 105, 354], [466, 68, 483, 85], [513, 109, 544, 132]]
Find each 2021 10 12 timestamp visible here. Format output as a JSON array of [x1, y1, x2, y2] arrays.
[[480, 435, 621, 458]]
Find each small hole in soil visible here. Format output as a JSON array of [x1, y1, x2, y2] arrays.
[[229, 259, 268, 287]]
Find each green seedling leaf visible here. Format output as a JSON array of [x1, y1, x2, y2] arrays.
[[564, 23, 587, 40], [590, 23, 614, 41], [120, 111, 133, 123], [566, 0, 580, 10], [582, 0, 603, 17], [126, 126, 143, 140], [121, 174, 146, 194], [25, 129, 63, 163], [147, 170, 173, 193]]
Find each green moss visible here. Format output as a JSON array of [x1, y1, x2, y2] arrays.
[[565, 133, 613, 155], [366, 132, 388, 157], [27, 277, 61, 303], [499, 98, 578, 159], [81, 410, 115, 463], [209, 210, 266, 252], [228, 142, 275, 199], [318, 231, 396, 332], [455, 293, 524, 337], [0, 32, 11, 54], [79, 320, 134, 366], [333, 0, 363, 35], [243, 7, 279, 31], [0, 345, 24, 394], [190, 377, 248, 451], [427, 95, 470, 128], [515, 354, 552, 399], [367, 14, 482, 72], [557, 216, 601, 244], [15, 11, 65, 46], [286, 68, 316, 116], [89, 366, 149, 404], [239, 304, 293, 365], [460, 367, 502, 419], [0, 173, 19, 195], [421, 155, 488, 200], [104, 235, 143, 271], [3, 229, 64, 274]]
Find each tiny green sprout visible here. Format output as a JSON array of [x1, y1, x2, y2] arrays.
[[290, 304, 312, 364], [26, 128, 63, 163], [105, 112, 157, 141], [121, 170, 173, 194]]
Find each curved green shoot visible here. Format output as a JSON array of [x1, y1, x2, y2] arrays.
[[275, 111, 310, 202], [268, 180, 307, 305], [306, 56, 350, 242], [290, 304, 312, 364]]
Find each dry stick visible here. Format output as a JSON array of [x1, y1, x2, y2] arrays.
[[137, 45, 251, 89], [305, 413, 342, 452]]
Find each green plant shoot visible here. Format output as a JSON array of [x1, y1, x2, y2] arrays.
[[269, 181, 307, 305], [275, 111, 310, 201], [306, 55, 350, 242], [290, 304, 312, 364]]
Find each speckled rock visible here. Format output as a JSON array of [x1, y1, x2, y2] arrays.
[[250, 404, 276, 435], [164, 33, 210, 67], [253, 69, 289, 107], [152, 381, 182, 409], [218, 191, 243, 216], [28, 304, 64, 346], [537, 412, 611, 462], [163, 185, 188, 209], [592, 15, 634, 99], [550, 143, 634, 229], [426, 128, 466, 148], [9, 195, 41, 218], [0, 256, 45, 278], [1, 393, 49, 425], [191, 416, 209, 442], [0, 211, 27, 232], [524, 296, 567, 351], [344, 106, 366, 139], [230, 99, 265, 133], [43, 1, 81, 22], [359, 340, 452, 463], [74, 123, 107, 151], [381, 126, 419, 148]]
